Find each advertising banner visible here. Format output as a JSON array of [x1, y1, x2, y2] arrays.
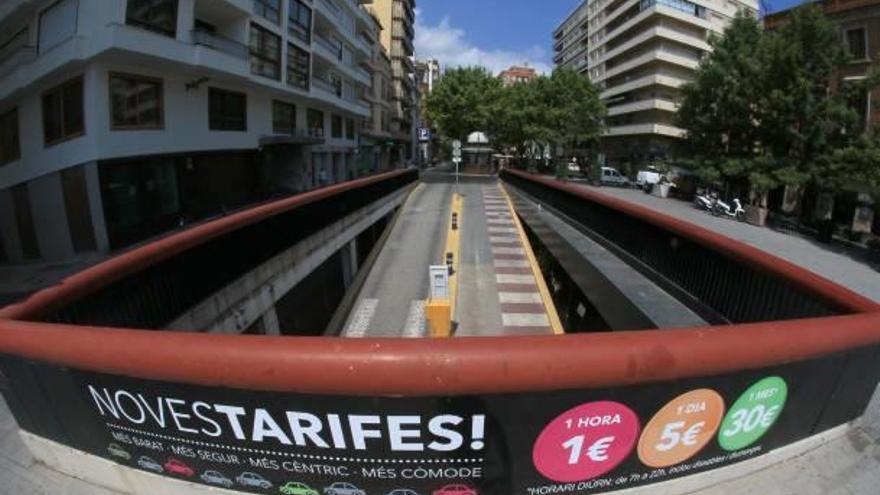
[[1, 346, 876, 495]]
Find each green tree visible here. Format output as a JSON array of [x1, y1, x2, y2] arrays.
[[488, 80, 539, 161], [425, 67, 502, 142], [676, 12, 766, 192], [531, 69, 606, 162]]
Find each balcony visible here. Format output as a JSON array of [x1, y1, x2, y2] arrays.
[[191, 28, 249, 60], [606, 97, 678, 116], [0, 44, 36, 80]]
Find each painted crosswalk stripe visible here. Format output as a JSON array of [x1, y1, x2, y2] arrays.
[[345, 298, 379, 338], [489, 227, 518, 234], [492, 247, 525, 255], [494, 259, 530, 268], [499, 292, 543, 303], [488, 219, 514, 225], [496, 274, 535, 284], [502, 313, 551, 327], [490, 236, 519, 244], [402, 300, 426, 338]]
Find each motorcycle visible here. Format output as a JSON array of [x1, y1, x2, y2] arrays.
[[694, 192, 716, 212], [713, 197, 746, 221]]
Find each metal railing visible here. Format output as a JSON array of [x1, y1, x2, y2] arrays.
[[191, 28, 249, 60], [501, 170, 861, 324]]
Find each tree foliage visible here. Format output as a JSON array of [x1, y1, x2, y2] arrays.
[[425, 67, 501, 142], [426, 67, 605, 159], [677, 6, 880, 197]]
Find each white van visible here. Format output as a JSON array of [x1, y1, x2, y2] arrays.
[[600, 167, 630, 187]]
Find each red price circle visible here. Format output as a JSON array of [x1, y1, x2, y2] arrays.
[[532, 401, 640, 482]]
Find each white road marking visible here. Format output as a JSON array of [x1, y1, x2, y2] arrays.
[[490, 236, 519, 244], [496, 274, 536, 284], [499, 292, 543, 303], [503, 313, 551, 327], [488, 218, 514, 225], [494, 259, 530, 268], [489, 227, 518, 234], [492, 247, 525, 255], [402, 300, 426, 338], [484, 205, 509, 211], [345, 298, 379, 338]]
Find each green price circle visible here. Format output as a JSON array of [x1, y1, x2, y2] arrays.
[[718, 376, 788, 451]]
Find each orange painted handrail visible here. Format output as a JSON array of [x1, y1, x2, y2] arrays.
[[0, 169, 877, 396]]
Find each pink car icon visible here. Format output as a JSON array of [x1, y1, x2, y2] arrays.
[[163, 458, 195, 477], [432, 485, 478, 495]]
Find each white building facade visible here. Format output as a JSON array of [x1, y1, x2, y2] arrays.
[[0, 0, 377, 264], [554, 0, 758, 167]]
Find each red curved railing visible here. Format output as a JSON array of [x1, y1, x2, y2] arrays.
[[0, 169, 878, 396]]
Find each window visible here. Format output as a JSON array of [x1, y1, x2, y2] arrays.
[[289, 0, 312, 44], [110, 73, 163, 129], [0, 108, 20, 165], [126, 0, 177, 37], [307, 109, 324, 137], [846, 28, 867, 60], [39, 0, 78, 53], [273, 100, 296, 134], [330, 73, 343, 97], [287, 43, 310, 90], [250, 24, 281, 80], [42, 76, 84, 146], [209, 88, 246, 131], [331, 115, 343, 138], [253, 0, 280, 24], [345, 118, 355, 140]]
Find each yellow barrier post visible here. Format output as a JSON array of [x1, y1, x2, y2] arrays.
[[424, 193, 463, 338]]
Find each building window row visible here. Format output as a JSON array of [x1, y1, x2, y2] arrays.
[[640, 0, 705, 18], [287, 43, 311, 89], [110, 73, 163, 129], [250, 23, 282, 80], [42, 76, 85, 146], [254, 0, 282, 25], [845, 27, 868, 61], [209, 88, 247, 131], [289, 0, 313, 44], [126, 0, 178, 38], [0, 108, 20, 166]]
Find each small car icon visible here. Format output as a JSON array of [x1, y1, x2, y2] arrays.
[[237, 471, 273, 489], [432, 485, 478, 495], [201, 470, 234, 488], [280, 481, 318, 495], [136, 456, 163, 473], [106, 443, 131, 461], [163, 458, 195, 477], [325, 482, 366, 495], [387, 490, 421, 495]]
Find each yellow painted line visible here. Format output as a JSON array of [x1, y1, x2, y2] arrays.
[[499, 184, 565, 335], [446, 193, 463, 324]]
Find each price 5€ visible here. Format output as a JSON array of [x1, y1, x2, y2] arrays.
[[637, 389, 725, 468]]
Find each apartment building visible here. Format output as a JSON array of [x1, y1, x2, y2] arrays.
[[0, 0, 378, 265], [765, 0, 879, 133], [498, 65, 537, 86], [554, 0, 758, 166], [368, 0, 416, 163], [360, 10, 394, 172]]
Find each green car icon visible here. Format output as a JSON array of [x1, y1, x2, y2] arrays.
[[280, 482, 319, 495]]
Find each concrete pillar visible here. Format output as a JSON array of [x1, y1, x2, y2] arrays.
[[83, 161, 110, 252], [341, 239, 358, 287], [29, 173, 75, 261], [262, 306, 281, 336]]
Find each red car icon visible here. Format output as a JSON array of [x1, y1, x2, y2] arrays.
[[163, 458, 195, 477], [432, 485, 478, 495]]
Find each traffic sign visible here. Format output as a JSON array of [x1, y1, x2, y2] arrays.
[[452, 148, 462, 158], [452, 157, 462, 163], [452, 139, 462, 150]]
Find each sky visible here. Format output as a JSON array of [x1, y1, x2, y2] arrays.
[[414, 0, 811, 75]]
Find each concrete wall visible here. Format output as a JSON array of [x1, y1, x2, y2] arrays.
[[166, 185, 411, 334]]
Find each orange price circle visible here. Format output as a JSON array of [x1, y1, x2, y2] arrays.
[[637, 389, 725, 468]]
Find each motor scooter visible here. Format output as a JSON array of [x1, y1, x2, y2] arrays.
[[694, 191, 716, 212], [713, 197, 746, 221]]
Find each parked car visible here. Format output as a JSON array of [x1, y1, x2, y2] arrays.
[[136, 456, 163, 473], [324, 482, 366, 495], [432, 485, 478, 495], [599, 167, 630, 187], [201, 470, 234, 488], [386, 490, 420, 495], [281, 481, 319, 495], [163, 458, 195, 477], [236, 471, 273, 489], [106, 443, 131, 461]]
